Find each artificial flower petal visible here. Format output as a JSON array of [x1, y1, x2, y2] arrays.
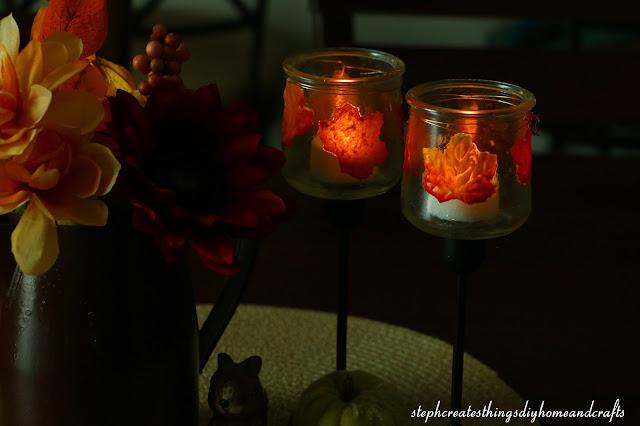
[[227, 190, 286, 230], [43, 31, 83, 64], [22, 84, 52, 126], [191, 233, 239, 275], [3, 159, 31, 182], [317, 103, 388, 179], [0, 13, 19, 61], [40, 58, 88, 91], [39, 194, 107, 226], [282, 82, 314, 146], [0, 128, 38, 159], [94, 57, 136, 96], [80, 142, 121, 195], [30, 165, 60, 190], [68, 64, 109, 98], [422, 133, 498, 204], [131, 202, 159, 235], [14, 128, 69, 171], [0, 190, 28, 214], [43, 89, 104, 136], [14, 41, 43, 95], [11, 201, 59, 275], [226, 164, 268, 190], [0, 104, 15, 127], [0, 45, 19, 103], [218, 203, 259, 228], [57, 155, 101, 197]]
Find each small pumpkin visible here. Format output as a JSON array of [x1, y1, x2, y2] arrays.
[[291, 370, 405, 426]]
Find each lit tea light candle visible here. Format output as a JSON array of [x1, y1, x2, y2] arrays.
[[309, 103, 387, 184], [402, 79, 535, 239], [309, 135, 359, 184], [281, 48, 404, 199]]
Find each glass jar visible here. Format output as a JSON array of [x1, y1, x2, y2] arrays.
[[281, 48, 405, 200], [402, 79, 536, 239]]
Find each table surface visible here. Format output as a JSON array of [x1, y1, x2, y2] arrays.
[[189, 156, 640, 424], [197, 304, 538, 426], [1, 156, 638, 424]]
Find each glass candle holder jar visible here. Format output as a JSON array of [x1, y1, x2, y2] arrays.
[[281, 48, 405, 200], [402, 79, 536, 239]]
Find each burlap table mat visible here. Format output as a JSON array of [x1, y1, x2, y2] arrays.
[[197, 304, 538, 425]]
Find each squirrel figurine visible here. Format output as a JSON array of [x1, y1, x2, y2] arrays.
[[208, 353, 268, 426]]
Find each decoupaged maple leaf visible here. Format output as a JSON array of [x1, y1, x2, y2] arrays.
[[317, 103, 388, 180], [281, 82, 313, 146], [422, 133, 498, 204], [510, 112, 533, 184]]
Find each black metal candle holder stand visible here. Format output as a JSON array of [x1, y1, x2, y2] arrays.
[[442, 238, 486, 426], [326, 199, 365, 371]]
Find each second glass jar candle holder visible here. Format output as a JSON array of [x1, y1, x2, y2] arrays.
[[281, 48, 405, 200], [402, 79, 536, 239]]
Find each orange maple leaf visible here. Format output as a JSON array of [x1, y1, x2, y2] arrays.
[[31, 0, 108, 58], [422, 133, 498, 204], [510, 112, 533, 184], [317, 103, 388, 180], [281, 82, 313, 146]]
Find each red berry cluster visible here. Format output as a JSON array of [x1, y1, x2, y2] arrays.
[[132, 24, 191, 96]]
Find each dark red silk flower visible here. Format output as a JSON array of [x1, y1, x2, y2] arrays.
[[105, 81, 286, 274]]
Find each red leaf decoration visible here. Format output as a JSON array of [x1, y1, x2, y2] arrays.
[[317, 104, 388, 180], [281, 82, 313, 146], [510, 113, 533, 184], [32, 0, 109, 58]]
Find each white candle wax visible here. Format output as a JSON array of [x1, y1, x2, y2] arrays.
[[309, 135, 360, 184], [425, 191, 499, 222]]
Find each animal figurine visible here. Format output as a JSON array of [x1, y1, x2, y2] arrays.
[[208, 353, 268, 426]]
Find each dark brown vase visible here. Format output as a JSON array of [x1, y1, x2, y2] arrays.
[[0, 225, 199, 426]]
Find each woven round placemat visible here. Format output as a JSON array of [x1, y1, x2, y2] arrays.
[[197, 304, 537, 425]]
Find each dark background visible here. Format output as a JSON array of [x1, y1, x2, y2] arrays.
[[1, 1, 639, 424]]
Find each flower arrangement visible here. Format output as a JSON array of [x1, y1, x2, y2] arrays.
[[0, 0, 286, 276]]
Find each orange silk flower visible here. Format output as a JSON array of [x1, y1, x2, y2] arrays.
[[0, 13, 91, 159], [281, 82, 313, 146], [317, 103, 388, 180], [1, 10, 120, 274], [422, 133, 498, 204], [0, 120, 120, 274]]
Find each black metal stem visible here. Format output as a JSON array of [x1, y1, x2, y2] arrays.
[[327, 199, 365, 371], [450, 271, 468, 425], [443, 238, 485, 425], [336, 226, 350, 371]]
